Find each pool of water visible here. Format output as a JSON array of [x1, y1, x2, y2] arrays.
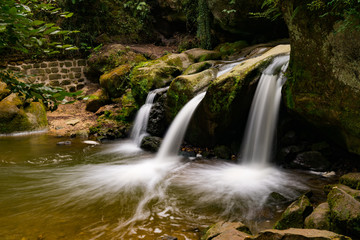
[[0, 134, 335, 240]]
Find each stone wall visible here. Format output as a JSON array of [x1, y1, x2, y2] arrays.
[[6, 59, 89, 92]]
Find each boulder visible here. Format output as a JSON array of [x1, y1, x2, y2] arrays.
[[202, 221, 251, 240], [274, 194, 313, 230], [166, 68, 217, 120], [252, 228, 351, 240], [186, 45, 290, 147], [85, 89, 109, 113], [327, 186, 360, 237], [280, 1, 360, 155], [304, 202, 331, 230], [99, 64, 132, 98], [140, 136, 162, 152], [0, 93, 47, 133], [130, 52, 192, 104], [183, 61, 215, 75], [147, 92, 167, 137], [183, 48, 222, 62], [86, 44, 146, 81], [339, 173, 360, 190]]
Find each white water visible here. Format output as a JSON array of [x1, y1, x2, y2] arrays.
[[130, 87, 168, 146], [156, 92, 206, 160], [239, 55, 290, 165]]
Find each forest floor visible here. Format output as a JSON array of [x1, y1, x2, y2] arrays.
[[46, 83, 99, 138]]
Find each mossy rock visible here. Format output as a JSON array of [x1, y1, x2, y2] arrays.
[[183, 61, 215, 75], [201, 221, 251, 240], [183, 48, 222, 62], [214, 145, 231, 159], [327, 186, 360, 237], [99, 64, 132, 98], [304, 202, 331, 230], [186, 45, 290, 147], [166, 68, 217, 121], [0, 81, 10, 100], [215, 41, 249, 56], [87, 44, 146, 81], [130, 52, 193, 104], [0, 93, 47, 134], [339, 173, 360, 190], [274, 194, 313, 230], [280, 1, 360, 155], [85, 89, 109, 113]]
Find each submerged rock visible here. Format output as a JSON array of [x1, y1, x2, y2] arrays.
[[140, 136, 162, 152], [304, 202, 331, 230], [274, 194, 313, 230], [201, 221, 251, 240], [252, 228, 351, 240]]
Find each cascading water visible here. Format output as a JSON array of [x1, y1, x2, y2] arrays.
[[156, 92, 206, 160], [130, 87, 169, 146], [239, 55, 290, 165]]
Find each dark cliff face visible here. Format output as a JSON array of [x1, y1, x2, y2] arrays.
[[280, 0, 360, 155]]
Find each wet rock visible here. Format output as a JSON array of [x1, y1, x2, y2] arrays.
[[267, 192, 289, 205], [202, 221, 251, 240], [279, 145, 304, 163], [339, 173, 360, 190], [187, 45, 290, 147], [147, 93, 167, 137], [304, 202, 331, 230], [214, 145, 231, 159], [166, 68, 217, 120], [327, 186, 360, 237], [140, 136, 162, 152], [252, 228, 351, 240], [291, 151, 330, 171], [274, 194, 313, 230], [57, 141, 71, 145], [158, 236, 177, 240]]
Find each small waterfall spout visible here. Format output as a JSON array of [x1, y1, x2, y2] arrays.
[[130, 87, 168, 146], [239, 55, 290, 165], [156, 92, 206, 160]]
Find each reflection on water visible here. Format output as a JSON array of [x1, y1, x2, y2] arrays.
[[0, 134, 334, 240]]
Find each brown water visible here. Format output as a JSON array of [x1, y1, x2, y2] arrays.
[[0, 133, 334, 240]]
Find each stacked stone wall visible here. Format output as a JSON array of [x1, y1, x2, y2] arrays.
[[6, 59, 89, 92]]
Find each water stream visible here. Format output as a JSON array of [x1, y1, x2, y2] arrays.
[[0, 54, 336, 240]]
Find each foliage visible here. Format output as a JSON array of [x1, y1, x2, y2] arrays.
[[0, 0, 78, 56], [256, 0, 360, 31], [0, 70, 81, 111], [58, 0, 154, 47], [197, 0, 213, 50]]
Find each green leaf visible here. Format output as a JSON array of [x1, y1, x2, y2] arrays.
[[32, 20, 44, 26]]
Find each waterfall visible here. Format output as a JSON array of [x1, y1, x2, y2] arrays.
[[239, 55, 290, 165], [156, 92, 206, 160], [130, 87, 168, 146]]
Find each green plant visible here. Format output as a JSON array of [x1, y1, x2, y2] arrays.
[[0, 0, 78, 55], [197, 0, 213, 49], [0, 70, 82, 111]]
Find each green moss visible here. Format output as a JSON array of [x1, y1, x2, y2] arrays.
[[215, 41, 249, 56], [339, 173, 360, 190]]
